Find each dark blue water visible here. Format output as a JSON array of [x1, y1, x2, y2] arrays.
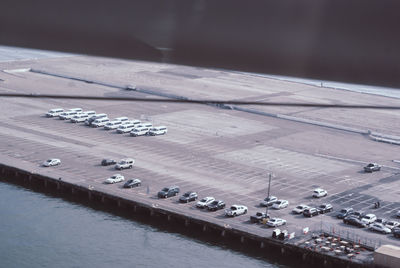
[[0, 182, 289, 268]]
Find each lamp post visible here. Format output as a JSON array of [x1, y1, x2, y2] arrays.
[[266, 173, 272, 216]]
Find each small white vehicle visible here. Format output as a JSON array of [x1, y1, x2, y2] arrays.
[[115, 158, 135, 170], [105, 174, 125, 184], [313, 188, 328, 198], [130, 127, 150, 137], [148, 126, 168, 136], [114, 117, 129, 123], [266, 218, 287, 227], [225, 205, 248, 217], [42, 158, 61, 167], [83, 110, 96, 117], [59, 110, 80, 120], [369, 223, 391, 234], [260, 196, 278, 207], [272, 200, 289, 209], [385, 221, 400, 230], [85, 113, 107, 126], [196, 197, 215, 208], [104, 120, 123, 130], [361, 214, 377, 225], [292, 204, 310, 214], [91, 117, 110, 127], [46, 108, 64, 117], [70, 113, 89, 123], [116, 123, 138, 133]]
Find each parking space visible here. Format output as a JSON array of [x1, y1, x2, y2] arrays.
[[1, 57, 400, 246]]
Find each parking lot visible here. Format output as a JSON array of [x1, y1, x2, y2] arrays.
[[1, 56, 400, 247]]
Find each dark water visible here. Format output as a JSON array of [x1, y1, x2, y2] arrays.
[[0, 182, 289, 268]]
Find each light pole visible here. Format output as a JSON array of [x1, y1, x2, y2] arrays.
[[266, 173, 272, 216]]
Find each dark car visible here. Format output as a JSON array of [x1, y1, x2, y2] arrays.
[[352, 211, 366, 219], [336, 208, 354, 219], [364, 163, 381, 172], [179, 191, 198, 203], [101, 159, 117, 166], [158, 186, 180, 198], [250, 212, 270, 223], [317, 203, 333, 214], [393, 228, 400, 238], [207, 200, 226, 211], [303, 208, 319, 217], [343, 216, 367, 228], [123, 179, 141, 188]]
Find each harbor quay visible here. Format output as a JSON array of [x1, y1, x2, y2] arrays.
[[1, 56, 400, 267]]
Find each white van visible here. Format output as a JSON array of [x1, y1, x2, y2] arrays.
[[130, 127, 150, 137], [114, 117, 129, 123], [148, 126, 168, 136], [83, 110, 96, 117], [104, 120, 123, 130], [91, 117, 110, 127], [59, 110, 80, 120], [68, 108, 83, 113], [136, 122, 153, 129], [116, 123, 137, 134], [85, 113, 107, 126], [46, 108, 64, 117], [70, 113, 89, 123]]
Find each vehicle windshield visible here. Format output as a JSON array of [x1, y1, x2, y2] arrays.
[[183, 193, 190, 197], [127, 180, 133, 183], [210, 201, 218, 205], [119, 161, 127, 164], [230, 207, 237, 210], [111, 176, 117, 179], [46, 159, 52, 162], [296, 206, 303, 209], [256, 212, 262, 216], [161, 188, 169, 192]]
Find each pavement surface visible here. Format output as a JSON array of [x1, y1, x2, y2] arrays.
[[1, 55, 400, 255]]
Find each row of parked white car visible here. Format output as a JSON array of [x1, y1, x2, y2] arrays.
[[45, 108, 168, 136]]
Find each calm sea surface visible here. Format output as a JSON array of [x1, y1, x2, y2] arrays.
[[0, 182, 289, 268]]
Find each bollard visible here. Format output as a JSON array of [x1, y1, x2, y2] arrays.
[[167, 215, 172, 221], [88, 191, 92, 200], [57, 182, 61, 190], [118, 200, 122, 207], [133, 206, 137, 212], [221, 230, 226, 237], [28, 174, 32, 182], [44, 180, 48, 188], [101, 196, 105, 203], [203, 225, 207, 232], [150, 210, 154, 216], [185, 219, 189, 227], [260, 242, 265, 249], [240, 236, 244, 243], [281, 247, 285, 255]]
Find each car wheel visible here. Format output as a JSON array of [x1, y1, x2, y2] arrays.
[[129, 165, 132, 169], [244, 209, 247, 214], [233, 213, 237, 217]]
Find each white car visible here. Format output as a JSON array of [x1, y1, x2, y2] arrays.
[[59, 111, 80, 120], [272, 200, 289, 209], [70, 113, 89, 123], [292, 204, 310, 214], [266, 218, 287, 227], [385, 221, 400, 230], [46, 108, 64, 117], [369, 223, 391, 234], [42, 158, 61, 167], [104, 120, 123, 130], [260, 196, 278, 207], [130, 127, 150, 137], [105, 174, 125, 184], [361, 214, 377, 225], [196, 197, 215, 208], [225, 205, 248, 217], [313, 188, 328, 198], [148, 126, 168, 136]]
